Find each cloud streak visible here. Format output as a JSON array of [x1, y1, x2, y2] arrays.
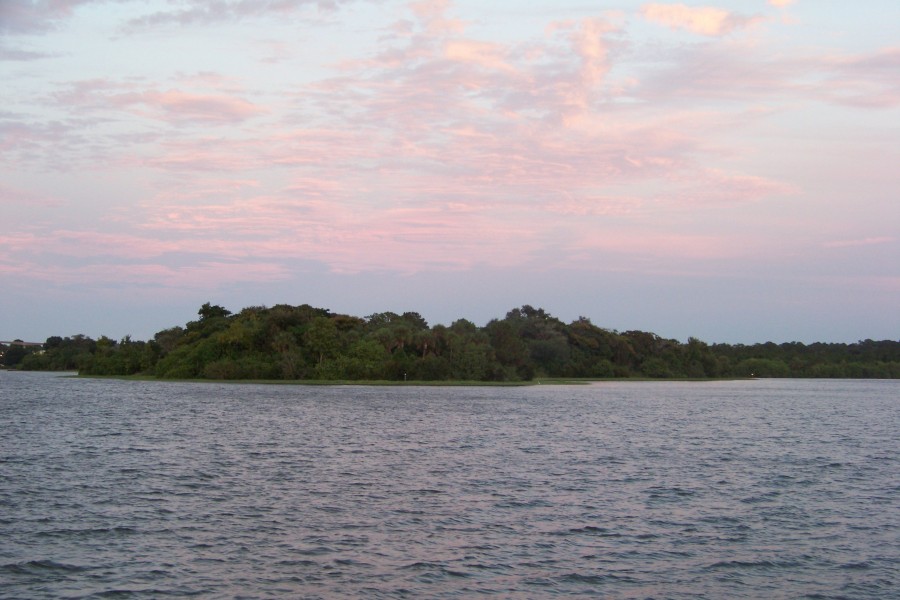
[[824, 237, 894, 249], [121, 0, 354, 30]]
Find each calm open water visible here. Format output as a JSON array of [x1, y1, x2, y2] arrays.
[[1, 372, 897, 599]]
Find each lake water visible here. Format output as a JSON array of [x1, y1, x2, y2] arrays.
[[1, 372, 897, 599]]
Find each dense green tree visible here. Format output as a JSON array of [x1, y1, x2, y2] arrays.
[[19, 335, 95, 371], [305, 316, 340, 365], [198, 302, 232, 321], [271, 331, 304, 379], [2, 341, 32, 367], [485, 319, 531, 380], [11, 300, 898, 381], [641, 357, 675, 378], [153, 327, 184, 356]]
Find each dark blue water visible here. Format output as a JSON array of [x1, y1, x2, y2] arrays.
[[1, 372, 897, 599]]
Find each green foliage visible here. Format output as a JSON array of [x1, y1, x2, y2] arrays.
[[198, 302, 231, 320], [13, 302, 899, 381], [19, 335, 95, 371], [79, 335, 159, 376], [641, 357, 675, 378], [2, 342, 36, 367]]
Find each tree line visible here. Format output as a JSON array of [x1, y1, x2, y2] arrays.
[[6, 303, 900, 380]]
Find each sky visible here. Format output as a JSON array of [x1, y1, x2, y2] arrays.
[[1, 0, 898, 345]]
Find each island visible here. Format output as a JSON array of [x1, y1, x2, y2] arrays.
[[5, 303, 899, 381]]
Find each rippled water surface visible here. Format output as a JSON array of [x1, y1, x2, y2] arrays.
[[1, 373, 897, 598]]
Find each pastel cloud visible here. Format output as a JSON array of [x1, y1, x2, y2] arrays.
[[572, 231, 744, 261], [821, 48, 900, 108], [641, 3, 761, 36], [62, 0, 808, 279], [122, 0, 352, 30], [140, 89, 266, 123], [629, 40, 900, 109], [444, 40, 513, 73], [0, 44, 58, 61], [4, 258, 289, 290], [52, 81, 266, 125], [824, 237, 894, 249], [0, 184, 65, 207], [0, 0, 93, 34]]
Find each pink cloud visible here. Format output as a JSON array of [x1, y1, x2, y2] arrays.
[[570, 230, 749, 262], [51, 80, 265, 125], [820, 48, 900, 108], [0, 118, 92, 171], [1, 221, 299, 289], [31, 230, 183, 260], [0, 184, 65, 207], [119, 175, 540, 274], [410, 0, 467, 36], [641, 3, 762, 36], [140, 89, 265, 123], [573, 17, 615, 84], [141, 126, 378, 175], [346, 4, 621, 124], [632, 41, 900, 109], [537, 18, 618, 117], [317, 206, 541, 273], [444, 40, 514, 73], [545, 195, 644, 216], [86, 261, 291, 288], [141, 196, 346, 238], [8, 260, 290, 290], [824, 237, 894, 249], [0, 232, 41, 253], [85, 0, 801, 281], [660, 169, 801, 206], [122, 159, 781, 276], [142, 145, 258, 172], [9, 0, 892, 292]]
